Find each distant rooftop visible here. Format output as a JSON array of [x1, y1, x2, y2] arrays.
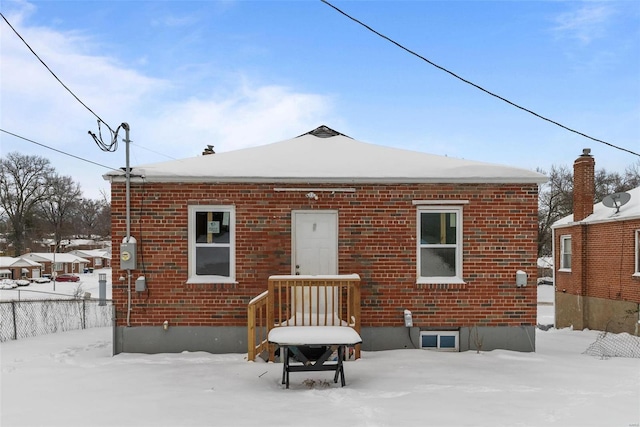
[[553, 186, 640, 227]]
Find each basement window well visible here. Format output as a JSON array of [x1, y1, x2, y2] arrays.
[[420, 331, 459, 352]]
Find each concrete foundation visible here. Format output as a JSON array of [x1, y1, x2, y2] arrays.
[[556, 292, 640, 335], [113, 326, 248, 355], [360, 326, 535, 352], [114, 324, 537, 355]]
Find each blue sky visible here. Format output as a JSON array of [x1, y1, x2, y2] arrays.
[[1, 0, 638, 199]]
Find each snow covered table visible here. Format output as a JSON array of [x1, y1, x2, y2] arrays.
[[268, 326, 363, 389]]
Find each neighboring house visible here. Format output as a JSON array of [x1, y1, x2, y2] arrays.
[[552, 149, 640, 335], [20, 252, 90, 276], [46, 238, 110, 252], [0, 256, 43, 279], [537, 257, 553, 283], [104, 125, 547, 355], [67, 249, 111, 269], [65, 239, 111, 250]]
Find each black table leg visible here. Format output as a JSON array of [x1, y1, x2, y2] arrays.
[[279, 344, 352, 388], [338, 345, 346, 387]]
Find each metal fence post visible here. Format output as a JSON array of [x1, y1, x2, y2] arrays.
[[0, 300, 112, 342], [11, 301, 17, 340], [82, 300, 86, 330]]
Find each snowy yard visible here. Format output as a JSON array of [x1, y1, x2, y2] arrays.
[[1, 326, 639, 426], [1, 276, 639, 426], [0, 269, 113, 302]]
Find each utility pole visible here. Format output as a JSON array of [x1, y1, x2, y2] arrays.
[[89, 121, 136, 326]]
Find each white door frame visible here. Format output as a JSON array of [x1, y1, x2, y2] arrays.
[[291, 210, 338, 275]]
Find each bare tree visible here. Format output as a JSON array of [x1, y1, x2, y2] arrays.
[[595, 169, 626, 201], [0, 152, 54, 255], [537, 165, 573, 256], [88, 188, 111, 239], [537, 162, 639, 257], [38, 174, 82, 250], [623, 160, 640, 189], [74, 197, 111, 239], [74, 198, 101, 239], [95, 194, 111, 239]]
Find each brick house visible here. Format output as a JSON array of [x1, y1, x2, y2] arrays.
[[0, 256, 43, 280], [67, 249, 111, 270], [553, 149, 640, 335], [104, 126, 546, 355], [20, 252, 89, 276]]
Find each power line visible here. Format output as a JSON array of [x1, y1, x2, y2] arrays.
[[1, 12, 121, 152], [2, 12, 176, 159], [0, 12, 114, 135], [320, 0, 640, 158], [130, 143, 178, 161], [0, 128, 120, 172]]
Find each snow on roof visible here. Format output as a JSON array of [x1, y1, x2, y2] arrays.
[[65, 239, 97, 247], [69, 249, 110, 258], [0, 257, 18, 268], [537, 257, 553, 269], [0, 256, 42, 268], [103, 126, 547, 185], [21, 253, 90, 263], [553, 185, 640, 227]]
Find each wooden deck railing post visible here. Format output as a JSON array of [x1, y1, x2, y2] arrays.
[[267, 279, 276, 361], [247, 302, 256, 361], [352, 277, 361, 359], [249, 274, 362, 362], [247, 290, 269, 362]]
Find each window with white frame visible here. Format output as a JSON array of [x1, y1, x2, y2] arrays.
[[635, 229, 640, 275], [417, 207, 463, 283], [560, 235, 572, 270], [188, 205, 235, 283], [420, 330, 459, 351]]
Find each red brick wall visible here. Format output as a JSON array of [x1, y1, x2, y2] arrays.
[[555, 219, 640, 303], [111, 182, 539, 329]]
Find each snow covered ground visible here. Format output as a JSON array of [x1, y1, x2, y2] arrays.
[[2, 277, 639, 427], [0, 269, 113, 301]]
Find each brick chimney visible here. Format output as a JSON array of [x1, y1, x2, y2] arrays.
[[573, 148, 595, 221]]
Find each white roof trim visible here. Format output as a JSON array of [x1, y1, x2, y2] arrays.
[[121, 176, 546, 184], [553, 214, 640, 229], [413, 200, 470, 205], [274, 187, 356, 192]]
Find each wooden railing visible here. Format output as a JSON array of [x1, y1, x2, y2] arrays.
[[247, 274, 361, 361], [247, 290, 269, 361]]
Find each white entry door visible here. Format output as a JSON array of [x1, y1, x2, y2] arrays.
[[292, 210, 338, 275]]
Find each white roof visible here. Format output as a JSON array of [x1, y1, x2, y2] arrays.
[[537, 257, 553, 269], [553, 185, 640, 227], [0, 256, 42, 268], [66, 239, 96, 247], [68, 249, 110, 259], [103, 126, 546, 184], [21, 253, 90, 263]]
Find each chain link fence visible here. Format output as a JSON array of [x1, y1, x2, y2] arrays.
[[583, 331, 640, 359], [0, 299, 113, 342]]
